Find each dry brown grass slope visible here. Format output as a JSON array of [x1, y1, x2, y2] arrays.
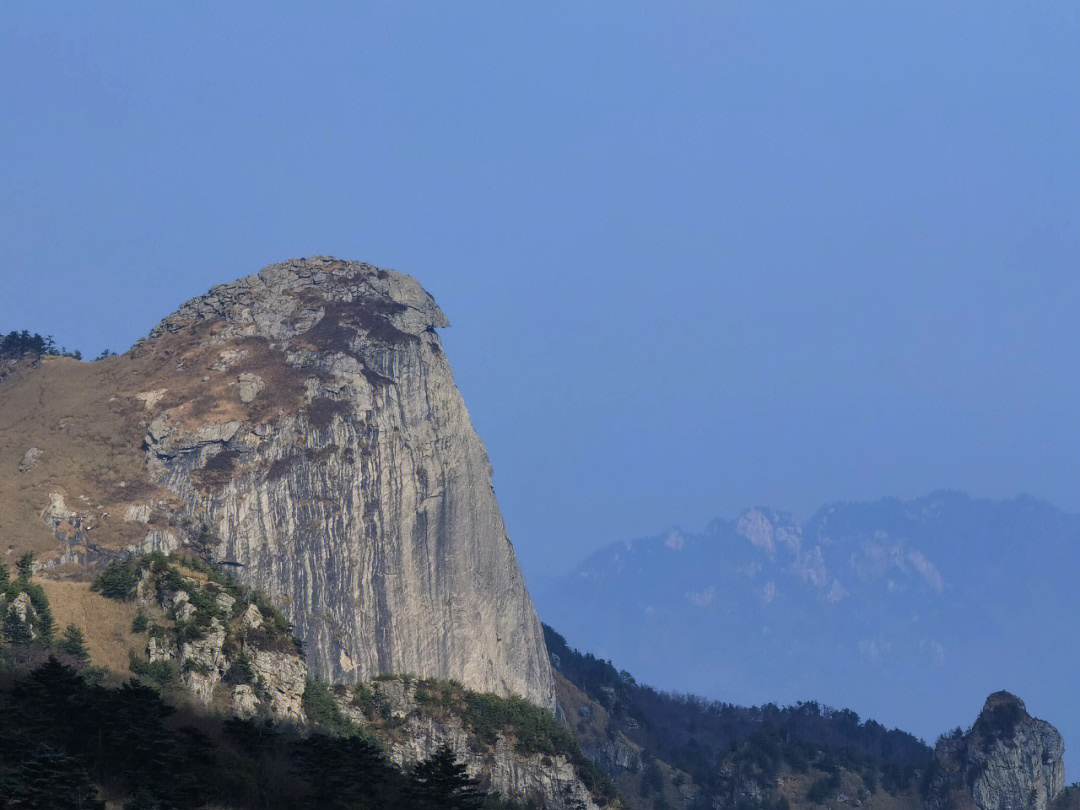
[[36, 579, 143, 674], [0, 320, 307, 577]]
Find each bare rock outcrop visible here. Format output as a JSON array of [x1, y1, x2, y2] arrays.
[[926, 691, 1064, 810], [126, 554, 308, 720], [336, 678, 601, 810], [133, 257, 553, 708], [247, 648, 307, 721], [7, 592, 38, 641], [18, 447, 42, 472]]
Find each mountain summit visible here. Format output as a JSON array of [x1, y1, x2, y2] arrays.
[[927, 691, 1065, 810], [0, 256, 554, 708]]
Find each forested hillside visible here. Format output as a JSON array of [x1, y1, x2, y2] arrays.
[[0, 656, 515, 809], [534, 492, 1080, 774], [546, 626, 930, 809], [0, 553, 547, 809]]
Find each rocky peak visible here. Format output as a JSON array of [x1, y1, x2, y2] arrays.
[[974, 692, 1028, 737], [982, 691, 1024, 710], [144, 257, 553, 708], [5, 256, 554, 710], [927, 691, 1064, 810], [146, 256, 449, 345]]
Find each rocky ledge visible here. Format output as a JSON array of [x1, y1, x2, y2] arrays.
[[332, 675, 606, 810]]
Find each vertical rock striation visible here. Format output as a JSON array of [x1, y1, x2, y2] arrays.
[[139, 257, 554, 708]]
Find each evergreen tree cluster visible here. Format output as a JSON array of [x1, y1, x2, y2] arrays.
[[90, 552, 304, 700], [0, 658, 528, 810], [92, 552, 297, 655], [0, 554, 547, 809], [407, 677, 579, 757], [0, 330, 83, 360], [0, 553, 603, 808], [1, 554, 57, 648]]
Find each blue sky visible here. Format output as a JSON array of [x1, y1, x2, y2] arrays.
[[2, 3, 1079, 582]]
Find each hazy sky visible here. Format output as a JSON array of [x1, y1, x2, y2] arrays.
[[3, 4, 1079, 579]]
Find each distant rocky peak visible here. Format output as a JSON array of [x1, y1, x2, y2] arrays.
[[734, 507, 802, 557], [982, 690, 1024, 710], [927, 690, 1064, 810], [974, 691, 1028, 741]]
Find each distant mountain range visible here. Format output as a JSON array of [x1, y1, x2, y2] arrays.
[[531, 491, 1080, 776]]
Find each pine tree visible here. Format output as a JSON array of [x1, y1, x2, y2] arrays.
[[16, 550, 35, 581], [4, 604, 32, 645], [291, 733, 394, 810], [60, 623, 91, 663], [415, 746, 484, 810], [91, 559, 139, 600], [132, 611, 149, 633], [0, 745, 105, 809]]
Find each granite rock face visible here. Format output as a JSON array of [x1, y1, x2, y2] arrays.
[[926, 691, 1064, 810], [139, 257, 554, 709], [247, 648, 307, 721]]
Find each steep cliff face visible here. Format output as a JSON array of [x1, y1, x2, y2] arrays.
[[0, 256, 554, 709], [926, 692, 1064, 810]]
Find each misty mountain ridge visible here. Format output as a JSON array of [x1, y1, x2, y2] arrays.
[[1, 258, 1075, 808], [533, 489, 1080, 775]]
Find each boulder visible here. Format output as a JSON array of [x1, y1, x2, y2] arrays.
[[18, 447, 42, 473]]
